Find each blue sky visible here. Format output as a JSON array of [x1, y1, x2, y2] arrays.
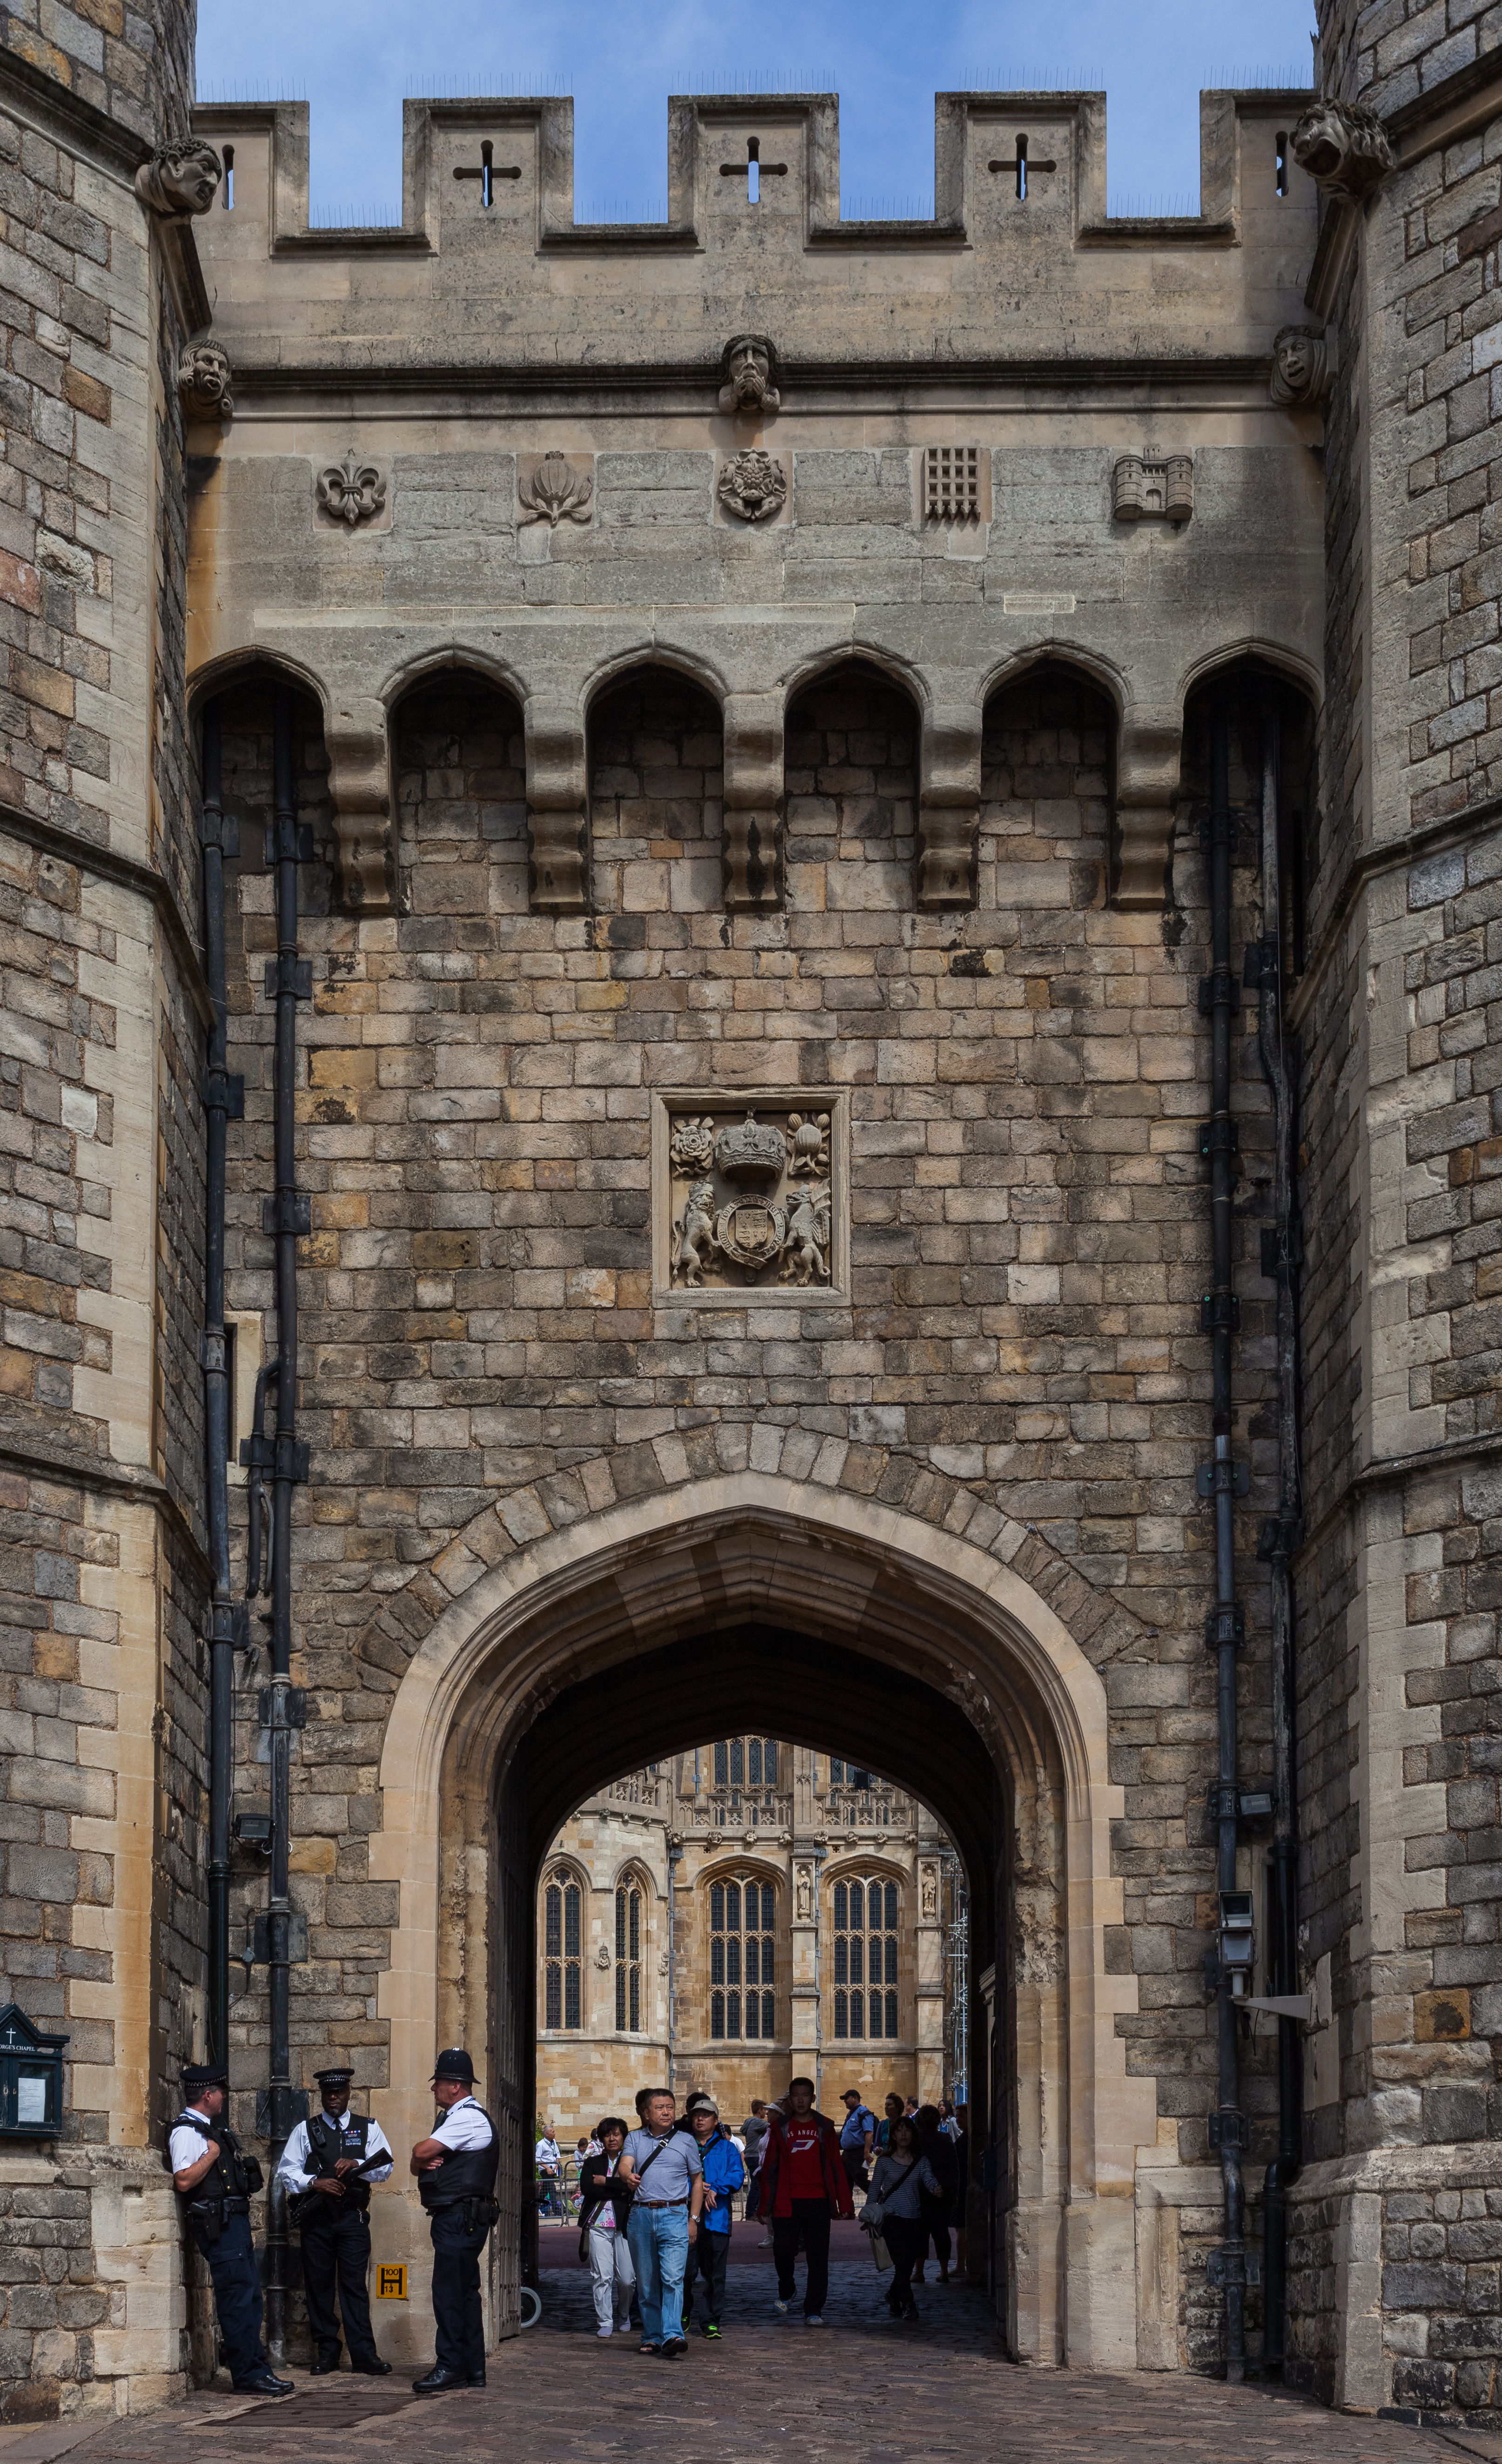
[[196, 0, 1318, 227]]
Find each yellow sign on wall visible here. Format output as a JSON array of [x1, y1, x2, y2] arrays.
[[376, 2263, 408, 2301]]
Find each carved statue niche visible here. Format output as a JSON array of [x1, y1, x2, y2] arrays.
[[718, 335, 781, 420], [178, 341, 234, 424], [1269, 325, 1333, 410], [1291, 99, 1395, 204], [135, 139, 223, 218]]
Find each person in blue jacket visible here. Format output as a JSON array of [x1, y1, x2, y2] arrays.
[[679, 2093, 745, 2338]]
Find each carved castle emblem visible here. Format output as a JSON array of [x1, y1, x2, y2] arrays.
[[318, 451, 387, 528], [519, 452, 594, 527], [718, 450, 787, 524], [668, 1105, 834, 1290]]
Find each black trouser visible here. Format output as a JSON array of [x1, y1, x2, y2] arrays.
[[772, 2201, 831, 2316], [300, 2200, 378, 2361], [190, 2209, 269, 2385], [841, 2149, 868, 2196], [429, 2204, 491, 2377], [883, 2216, 921, 2313], [918, 2192, 951, 2271], [682, 2226, 729, 2325]]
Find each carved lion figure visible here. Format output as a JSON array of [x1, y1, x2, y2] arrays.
[[178, 342, 234, 423], [1291, 100, 1394, 204], [135, 139, 223, 219], [1269, 326, 1331, 410], [674, 1180, 719, 1286], [718, 334, 780, 418]]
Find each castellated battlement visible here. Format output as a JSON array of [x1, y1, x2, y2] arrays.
[[189, 87, 1318, 374]]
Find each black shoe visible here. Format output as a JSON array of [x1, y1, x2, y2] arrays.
[[412, 2366, 470, 2395], [310, 2351, 342, 2376], [467, 2374, 485, 2386], [235, 2371, 295, 2397], [352, 2357, 392, 2376]]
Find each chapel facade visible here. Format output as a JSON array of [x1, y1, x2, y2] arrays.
[[1, 0, 1501, 2427], [533, 1743, 961, 2140]]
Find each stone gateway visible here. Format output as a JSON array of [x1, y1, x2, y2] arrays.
[[0, 0, 1501, 2431]]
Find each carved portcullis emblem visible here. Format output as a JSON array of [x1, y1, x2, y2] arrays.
[[718, 450, 787, 524], [661, 1097, 842, 1296]]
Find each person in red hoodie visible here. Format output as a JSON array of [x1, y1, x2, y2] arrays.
[[751, 2077, 853, 2325]]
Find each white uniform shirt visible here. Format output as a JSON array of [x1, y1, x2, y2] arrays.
[[275, 2106, 395, 2195], [169, 2106, 225, 2179], [430, 2094, 494, 2153], [535, 2135, 561, 2171]]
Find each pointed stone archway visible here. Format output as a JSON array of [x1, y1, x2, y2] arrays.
[[366, 1473, 1153, 2369]]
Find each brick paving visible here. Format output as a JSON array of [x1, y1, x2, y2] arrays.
[[68, 2250, 1466, 2464]]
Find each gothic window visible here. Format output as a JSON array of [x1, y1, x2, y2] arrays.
[[712, 1739, 778, 1788], [830, 1757, 874, 1789], [544, 1867, 583, 2031], [831, 1875, 900, 2041], [615, 1872, 645, 2034], [709, 1875, 776, 2042]]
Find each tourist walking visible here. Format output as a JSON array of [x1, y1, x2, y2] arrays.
[[535, 2120, 563, 2218], [679, 2094, 744, 2338], [876, 2090, 904, 2153], [912, 2102, 957, 2285], [275, 2062, 393, 2376], [408, 2048, 499, 2396], [838, 2088, 876, 2195], [578, 2117, 635, 2337], [619, 2087, 703, 2357], [169, 2061, 289, 2397], [751, 2078, 852, 2325], [950, 2102, 970, 2276], [861, 2114, 944, 2323]]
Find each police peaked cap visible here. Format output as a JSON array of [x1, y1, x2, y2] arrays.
[[431, 2047, 475, 2084], [314, 2065, 355, 2085], [181, 2061, 228, 2093]]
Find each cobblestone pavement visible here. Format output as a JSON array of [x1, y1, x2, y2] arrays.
[[61, 2247, 1472, 2464]]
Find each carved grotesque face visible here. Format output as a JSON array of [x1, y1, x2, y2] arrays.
[[164, 142, 223, 214], [181, 343, 232, 415], [1276, 332, 1312, 392], [1290, 102, 1347, 187], [728, 340, 773, 409]]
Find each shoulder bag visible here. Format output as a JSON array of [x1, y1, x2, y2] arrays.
[[860, 2159, 919, 2274]]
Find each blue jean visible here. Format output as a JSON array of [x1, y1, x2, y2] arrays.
[[625, 2203, 689, 2345]]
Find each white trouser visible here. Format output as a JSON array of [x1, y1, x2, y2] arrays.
[[589, 2224, 635, 2328]]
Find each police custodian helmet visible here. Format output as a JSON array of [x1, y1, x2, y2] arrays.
[[431, 2048, 475, 2084]]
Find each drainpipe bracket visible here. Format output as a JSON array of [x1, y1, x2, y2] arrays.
[[1197, 968, 1241, 1017], [1258, 1513, 1305, 1560], [202, 1066, 245, 1117], [1243, 934, 1278, 988], [1199, 1291, 1242, 1333], [209, 1600, 250, 1649], [263, 956, 313, 1001], [1260, 1224, 1303, 1276], [261, 1192, 312, 1238], [1197, 1462, 1250, 1501], [198, 806, 240, 859], [1202, 1601, 1246, 1648], [1208, 2109, 1249, 2152], [1198, 1116, 1240, 1160], [1207, 2246, 1261, 2286], [264, 819, 316, 868]]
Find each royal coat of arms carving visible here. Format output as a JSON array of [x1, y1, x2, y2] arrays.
[[662, 1100, 840, 1294]]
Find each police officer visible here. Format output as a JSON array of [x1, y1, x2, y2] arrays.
[[275, 2064, 394, 2376], [408, 2048, 498, 2395], [169, 2061, 291, 2398]]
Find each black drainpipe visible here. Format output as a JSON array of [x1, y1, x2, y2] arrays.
[[1253, 686, 1304, 2373], [1201, 686, 1246, 2382], [243, 683, 311, 2357], [199, 703, 243, 2065]]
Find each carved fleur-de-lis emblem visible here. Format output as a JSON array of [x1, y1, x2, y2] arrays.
[[317, 451, 386, 528]]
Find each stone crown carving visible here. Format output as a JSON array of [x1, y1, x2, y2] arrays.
[[1113, 454, 1192, 523], [1291, 99, 1394, 204], [135, 139, 222, 219], [317, 451, 386, 529], [719, 334, 780, 418], [178, 342, 234, 424], [519, 452, 593, 527], [1270, 325, 1332, 409], [719, 450, 786, 524]]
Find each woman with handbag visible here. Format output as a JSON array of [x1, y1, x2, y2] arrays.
[[859, 2115, 944, 2323], [912, 2102, 957, 2286], [578, 2117, 636, 2338]]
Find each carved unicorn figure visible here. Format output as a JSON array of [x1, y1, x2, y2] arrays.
[[781, 1182, 830, 1286]]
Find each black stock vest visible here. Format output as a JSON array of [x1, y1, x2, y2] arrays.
[[418, 2100, 500, 2212], [172, 2111, 252, 2211], [305, 2111, 376, 2211]]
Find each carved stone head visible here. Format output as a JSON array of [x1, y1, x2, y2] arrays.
[[718, 335, 780, 418], [135, 139, 224, 219], [1269, 325, 1330, 409], [178, 341, 234, 423], [1291, 100, 1394, 204]]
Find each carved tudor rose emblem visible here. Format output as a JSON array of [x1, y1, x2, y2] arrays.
[[718, 450, 787, 524]]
